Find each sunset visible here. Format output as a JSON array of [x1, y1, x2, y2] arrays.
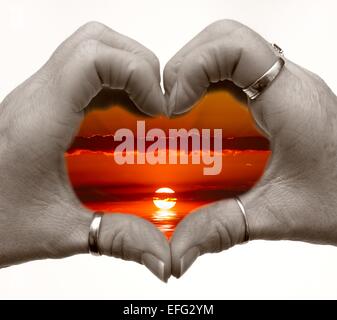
[[66, 89, 270, 238], [1, 0, 334, 301], [153, 188, 177, 210]]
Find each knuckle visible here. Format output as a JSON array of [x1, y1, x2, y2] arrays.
[[75, 39, 100, 57], [137, 50, 160, 75], [127, 56, 149, 75], [180, 52, 204, 76], [193, 52, 207, 67], [205, 19, 243, 32], [80, 21, 107, 36]]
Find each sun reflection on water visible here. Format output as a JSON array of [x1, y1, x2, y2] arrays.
[[152, 209, 177, 236]]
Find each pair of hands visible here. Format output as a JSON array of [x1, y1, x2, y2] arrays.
[[1, 20, 337, 282]]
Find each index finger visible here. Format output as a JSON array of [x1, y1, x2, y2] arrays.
[[42, 21, 161, 82], [163, 20, 278, 115], [164, 19, 242, 94]]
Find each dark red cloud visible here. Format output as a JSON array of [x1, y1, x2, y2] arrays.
[[67, 135, 269, 154]]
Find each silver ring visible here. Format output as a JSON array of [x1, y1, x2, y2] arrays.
[[243, 44, 285, 100], [235, 197, 250, 243], [88, 212, 104, 256]]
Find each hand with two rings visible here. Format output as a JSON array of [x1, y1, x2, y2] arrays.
[[1, 20, 337, 282]]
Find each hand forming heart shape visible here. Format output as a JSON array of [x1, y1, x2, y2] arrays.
[[0, 20, 337, 283]]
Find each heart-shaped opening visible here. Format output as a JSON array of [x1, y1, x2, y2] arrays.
[[66, 82, 270, 238]]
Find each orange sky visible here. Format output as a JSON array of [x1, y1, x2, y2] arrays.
[[78, 90, 262, 137], [65, 89, 269, 235], [66, 90, 269, 193]]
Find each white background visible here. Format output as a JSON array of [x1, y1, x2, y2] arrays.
[[1, 0, 337, 299]]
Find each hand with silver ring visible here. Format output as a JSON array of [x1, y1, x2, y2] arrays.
[[165, 19, 337, 278], [0, 22, 170, 282]]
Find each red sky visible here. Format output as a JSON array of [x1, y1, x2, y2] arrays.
[[65, 89, 270, 237], [66, 90, 270, 192]]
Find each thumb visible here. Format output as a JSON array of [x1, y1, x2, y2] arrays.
[[170, 199, 246, 278], [170, 182, 281, 278], [97, 214, 171, 282]]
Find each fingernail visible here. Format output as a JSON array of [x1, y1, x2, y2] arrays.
[[142, 253, 167, 283], [178, 247, 200, 278]]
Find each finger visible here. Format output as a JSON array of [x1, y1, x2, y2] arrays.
[[164, 20, 325, 145], [163, 20, 278, 116], [170, 199, 247, 278], [170, 156, 305, 279], [98, 214, 171, 282], [12, 22, 164, 117], [15, 39, 165, 153], [50, 39, 165, 117], [170, 171, 288, 278], [45, 21, 160, 81], [164, 19, 241, 94]]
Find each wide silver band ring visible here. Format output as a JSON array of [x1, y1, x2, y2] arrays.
[[235, 196, 250, 243], [243, 46, 285, 100], [88, 212, 104, 256]]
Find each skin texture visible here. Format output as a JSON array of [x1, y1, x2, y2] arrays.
[[164, 20, 337, 278], [1, 19, 337, 282], [0, 22, 170, 282]]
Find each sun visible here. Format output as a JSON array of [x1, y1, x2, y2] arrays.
[[153, 187, 177, 210]]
